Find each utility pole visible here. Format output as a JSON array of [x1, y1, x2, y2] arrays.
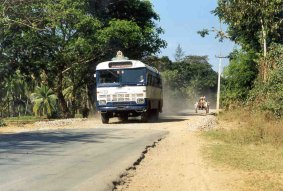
[[215, 55, 228, 114], [214, 20, 229, 114]]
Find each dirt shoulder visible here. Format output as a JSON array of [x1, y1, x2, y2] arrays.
[[114, 115, 244, 191]]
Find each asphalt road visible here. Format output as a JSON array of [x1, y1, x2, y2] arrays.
[[0, 127, 167, 191]]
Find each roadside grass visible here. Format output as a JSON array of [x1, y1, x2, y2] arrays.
[[3, 116, 47, 125], [202, 109, 283, 190], [2, 114, 85, 127]]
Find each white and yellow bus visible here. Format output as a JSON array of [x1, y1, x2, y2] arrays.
[[95, 52, 163, 124]]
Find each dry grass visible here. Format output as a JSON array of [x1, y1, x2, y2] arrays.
[[210, 109, 283, 147], [202, 109, 283, 191]]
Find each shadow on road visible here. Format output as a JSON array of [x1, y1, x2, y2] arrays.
[[111, 116, 188, 124], [0, 130, 126, 162]]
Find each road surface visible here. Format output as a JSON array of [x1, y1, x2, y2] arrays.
[[0, 126, 167, 191]]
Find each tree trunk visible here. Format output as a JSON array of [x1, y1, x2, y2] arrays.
[[57, 72, 72, 118], [25, 99, 29, 115]]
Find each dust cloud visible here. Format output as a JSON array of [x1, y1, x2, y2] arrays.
[[162, 86, 217, 115], [162, 88, 192, 115]]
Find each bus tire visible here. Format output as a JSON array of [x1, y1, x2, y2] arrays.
[[151, 109, 159, 121], [101, 113, 109, 124], [141, 111, 149, 123]]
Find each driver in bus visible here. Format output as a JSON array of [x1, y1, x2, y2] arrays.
[[139, 75, 144, 82]]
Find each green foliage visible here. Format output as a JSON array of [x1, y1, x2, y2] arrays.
[[98, 19, 143, 52], [0, 0, 166, 118], [4, 116, 44, 122], [0, 119, 7, 127], [249, 44, 283, 118], [31, 85, 58, 118], [92, 0, 166, 59], [221, 50, 258, 108], [214, 0, 283, 53], [142, 56, 172, 72]]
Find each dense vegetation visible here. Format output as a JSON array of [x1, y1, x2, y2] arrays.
[[0, 0, 167, 119], [0, 0, 218, 120], [214, 0, 283, 118]]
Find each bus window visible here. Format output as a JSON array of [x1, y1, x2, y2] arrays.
[[121, 68, 146, 84], [98, 68, 146, 85], [99, 70, 119, 83]]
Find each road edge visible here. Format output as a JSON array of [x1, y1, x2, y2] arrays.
[[111, 136, 166, 191]]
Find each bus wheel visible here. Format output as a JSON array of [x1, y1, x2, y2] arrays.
[[141, 111, 149, 123], [151, 109, 159, 121], [101, 113, 109, 124]]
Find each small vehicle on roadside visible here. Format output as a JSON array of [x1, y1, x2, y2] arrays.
[[194, 96, 209, 114]]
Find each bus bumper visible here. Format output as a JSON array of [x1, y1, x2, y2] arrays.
[[97, 105, 148, 113]]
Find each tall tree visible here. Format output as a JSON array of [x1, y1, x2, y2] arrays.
[[214, 0, 283, 81], [214, 0, 283, 54], [90, 0, 167, 59], [174, 44, 185, 62]]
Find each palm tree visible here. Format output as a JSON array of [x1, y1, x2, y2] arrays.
[[31, 85, 57, 117]]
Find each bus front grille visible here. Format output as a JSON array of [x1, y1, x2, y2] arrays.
[[112, 102, 136, 106]]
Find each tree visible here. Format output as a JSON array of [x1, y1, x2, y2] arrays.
[[0, 0, 167, 118], [221, 49, 258, 107], [90, 0, 167, 59], [31, 85, 57, 117], [0, 0, 101, 117], [249, 43, 283, 118], [214, 0, 283, 81], [214, 0, 283, 53], [142, 55, 172, 72], [163, 55, 217, 103], [174, 44, 185, 62]]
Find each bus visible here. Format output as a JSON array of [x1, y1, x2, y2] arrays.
[[95, 51, 163, 124]]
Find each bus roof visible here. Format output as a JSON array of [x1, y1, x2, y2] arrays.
[[96, 59, 160, 75]]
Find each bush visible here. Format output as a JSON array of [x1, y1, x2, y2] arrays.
[[0, 119, 7, 127], [221, 49, 258, 109], [249, 44, 283, 118]]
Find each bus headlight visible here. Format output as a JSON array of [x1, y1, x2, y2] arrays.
[[99, 100, 107, 105], [137, 98, 145, 104]]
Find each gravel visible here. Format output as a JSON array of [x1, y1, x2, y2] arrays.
[[188, 115, 217, 131], [34, 118, 87, 128]]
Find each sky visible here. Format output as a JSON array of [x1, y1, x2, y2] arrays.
[[151, 0, 236, 71]]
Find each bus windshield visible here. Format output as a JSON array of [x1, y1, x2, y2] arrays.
[[98, 68, 146, 85]]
